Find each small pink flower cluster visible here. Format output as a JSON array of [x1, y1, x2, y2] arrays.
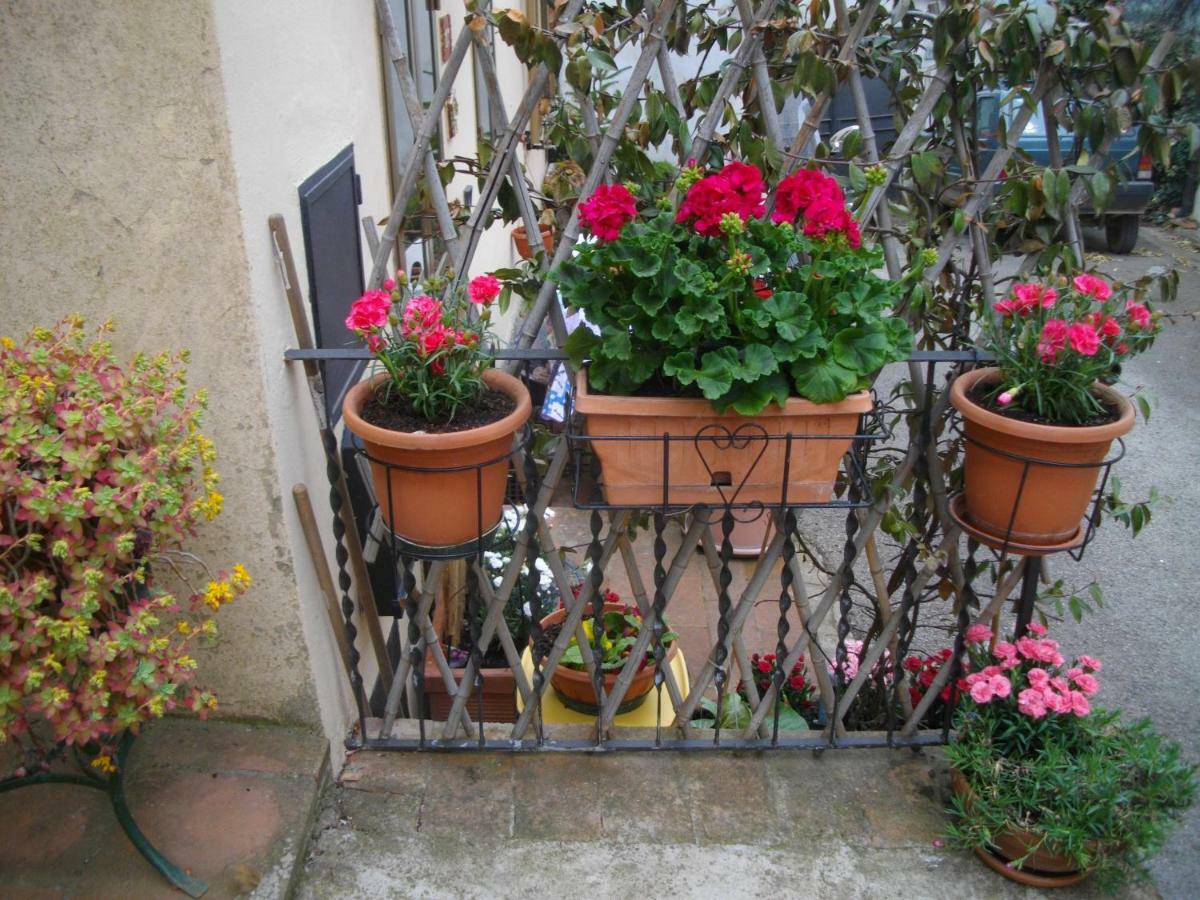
[[830, 638, 893, 684], [994, 274, 1154, 365], [960, 621, 1101, 720], [345, 273, 497, 374]]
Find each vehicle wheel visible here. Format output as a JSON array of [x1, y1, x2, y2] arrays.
[[1105, 215, 1139, 254]]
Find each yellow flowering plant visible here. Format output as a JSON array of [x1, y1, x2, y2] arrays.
[[0, 319, 248, 773]]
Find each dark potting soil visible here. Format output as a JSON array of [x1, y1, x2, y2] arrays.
[[967, 381, 1121, 428], [361, 388, 515, 434]]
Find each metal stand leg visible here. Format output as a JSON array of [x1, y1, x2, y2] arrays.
[[0, 733, 208, 898], [1013, 555, 1040, 640]]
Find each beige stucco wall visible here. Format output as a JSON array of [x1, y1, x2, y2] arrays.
[[0, 2, 323, 728], [1, 0, 539, 757]]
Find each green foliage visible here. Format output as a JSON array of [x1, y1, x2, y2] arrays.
[[947, 708, 1196, 891], [0, 319, 246, 767], [557, 194, 913, 411], [559, 606, 676, 673]]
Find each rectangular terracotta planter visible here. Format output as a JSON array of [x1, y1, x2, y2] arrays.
[[573, 370, 872, 507], [423, 582, 519, 724], [423, 663, 519, 723]]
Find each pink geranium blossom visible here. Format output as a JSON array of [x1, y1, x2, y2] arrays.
[[580, 183, 638, 241]]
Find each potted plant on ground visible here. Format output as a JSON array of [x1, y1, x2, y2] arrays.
[[425, 506, 569, 722], [556, 162, 914, 506], [0, 318, 249, 772], [342, 271, 531, 548], [950, 274, 1161, 547], [945, 623, 1196, 889], [731, 650, 821, 729], [535, 594, 677, 714]]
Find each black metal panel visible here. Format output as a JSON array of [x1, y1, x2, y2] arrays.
[[299, 145, 366, 425], [820, 76, 897, 152]]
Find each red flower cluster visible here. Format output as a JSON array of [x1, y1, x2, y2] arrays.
[[903, 648, 964, 708], [676, 161, 766, 236], [578, 183, 638, 242], [747, 651, 815, 714], [772, 168, 861, 248]]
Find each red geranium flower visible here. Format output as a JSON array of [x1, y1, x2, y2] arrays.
[[578, 184, 637, 242], [772, 168, 843, 224]]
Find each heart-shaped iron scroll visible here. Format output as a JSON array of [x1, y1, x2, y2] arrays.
[[693, 422, 770, 515]]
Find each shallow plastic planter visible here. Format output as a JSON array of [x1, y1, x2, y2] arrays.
[[573, 369, 872, 507], [950, 367, 1133, 547], [342, 369, 531, 548]]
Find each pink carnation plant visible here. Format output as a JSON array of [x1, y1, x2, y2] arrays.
[[980, 273, 1162, 425], [345, 269, 501, 423]]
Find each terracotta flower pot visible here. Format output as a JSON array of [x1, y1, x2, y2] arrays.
[[539, 603, 678, 714], [951, 769, 1092, 888], [574, 370, 873, 507], [512, 224, 554, 260], [950, 367, 1134, 546], [342, 369, 531, 548]]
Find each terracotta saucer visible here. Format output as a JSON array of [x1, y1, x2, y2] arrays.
[[948, 494, 1085, 557]]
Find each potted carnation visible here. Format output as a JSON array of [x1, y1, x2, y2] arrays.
[[950, 274, 1161, 547], [342, 271, 531, 548], [945, 623, 1196, 889], [557, 162, 913, 506]]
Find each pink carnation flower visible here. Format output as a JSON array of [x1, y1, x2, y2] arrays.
[[1071, 672, 1099, 696], [964, 623, 992, 644], [468, 274, 501, 306], [1069, 691, 1091, 717], [1037, 319, 1069, 363], [1125, 301, 1151, 330], [1018, 688, 1047, 718], [1078, 655, 1102, 672], [1067, 323, 1100, 356], [1027, 622, 1047, 636], [1073, 273, 1112, 300], [345, 290, 393, 333]]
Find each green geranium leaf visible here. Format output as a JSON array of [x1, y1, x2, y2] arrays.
[[723, 372, 790, 414], [696, 347, 739, 398], [563, 326, 599, 366], [740, 343, 778, 380], [791, 357, 858, 403], [831, 326, 892, 373]]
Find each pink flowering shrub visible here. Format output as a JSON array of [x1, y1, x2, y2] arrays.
[[953, 621, 1102, 752], [981, 273, 1162, 424], [946, 620, 1196, 889], [344, 270, 501, 422], [0, 319, 249, 774]]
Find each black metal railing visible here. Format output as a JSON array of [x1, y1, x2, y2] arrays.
[[286, 347, 1118, 753]]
